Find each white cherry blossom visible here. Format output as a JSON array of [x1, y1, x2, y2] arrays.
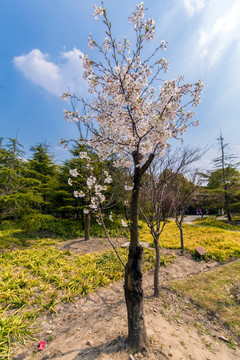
[[74, 190, 85, 198], [93, 4, 104, 19], [86, 176, 97, 189], [121, 218, 128, 228], [125, 184, 133, 191], [69, 168, 79, 177]]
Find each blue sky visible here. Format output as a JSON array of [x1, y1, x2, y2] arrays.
[[1, 0, 240, 168]]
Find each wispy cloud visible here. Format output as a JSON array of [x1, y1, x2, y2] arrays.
[[13, 48, 86, 96], [183, 0, 206, 16], [197, 1, 240, 68], [234, 145, 240, 159]]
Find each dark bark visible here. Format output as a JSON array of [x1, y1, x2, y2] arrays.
[[124, 245, 147, 350], [224, 185, 232, 222], [84, 212, 91, 241], [180, 226, 184, 254], [219, 133, 232, 222], [123, 152, 154, 351], [176, 213, 185, 254], [153, 237, 160, 297]]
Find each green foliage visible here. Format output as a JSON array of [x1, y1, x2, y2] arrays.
[[229, 202, 240, 213], [0, 228, 26, 249], [19, 214, 56, 235], [207, 167, 240, 190]]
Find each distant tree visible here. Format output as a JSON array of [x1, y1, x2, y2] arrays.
[[208, 167, 240, 190], [140, 146, 204, 296], [209, 132, 240, 221], [27, 143, 58, 215], [0, 137, 42, 224], [174, 171, 201, 253], [140, 159, 176, 297]]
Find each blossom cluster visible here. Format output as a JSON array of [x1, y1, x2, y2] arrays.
[[63, 1, 203, 171], [68, 151, 113, 216], [93, 4, 104, 20]]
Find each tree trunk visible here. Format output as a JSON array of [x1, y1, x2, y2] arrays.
[[84, 212, 90, 241], [219, 133, 232, 222], [124, 245, 147, 350], [224, 186, 232, 222], [180, 225, 184, 254], [124, 164, 148, 351], [176, 213, 185, 254], [153, 237, 160, 297]]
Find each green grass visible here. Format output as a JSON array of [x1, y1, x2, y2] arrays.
[[194, 216, 240, 232], [0, 228, 29, 249], [170, 259, 240, 339]]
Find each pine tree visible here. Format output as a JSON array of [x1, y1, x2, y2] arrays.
[[0, 137, 42, 224], [27, 143, 58, 215], [210, 132, 240, 221]]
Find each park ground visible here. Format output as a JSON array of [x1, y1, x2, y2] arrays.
[[9, 216, 240, 360]]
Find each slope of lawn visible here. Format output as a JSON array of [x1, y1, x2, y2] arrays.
[[170, 259, 240, 340], [139, 220, 240, 262], [194, 216, 240, 231]]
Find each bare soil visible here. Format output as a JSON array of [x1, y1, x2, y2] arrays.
[[13, 236, 240, 360]]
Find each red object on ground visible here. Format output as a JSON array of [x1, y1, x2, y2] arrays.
[[38, 341, 46, 351]]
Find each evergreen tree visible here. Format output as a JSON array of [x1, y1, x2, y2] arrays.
[[209, 132, 240, 221], [0, 137, 42, 224], [27, 143, 58, 215]]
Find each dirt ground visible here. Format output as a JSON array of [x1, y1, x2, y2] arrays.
[[13, 235, 240, 360]]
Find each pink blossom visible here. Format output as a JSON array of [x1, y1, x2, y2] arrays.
[[93, 4, 104, 20]]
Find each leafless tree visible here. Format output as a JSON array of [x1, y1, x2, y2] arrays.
[[140, 146, 205, 296]]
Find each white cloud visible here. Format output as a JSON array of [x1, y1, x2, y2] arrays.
[[13, 48, 86, 96], [234, 145, 240, 159], [183, 0, 206, 16], [197, 1, 240, 68]]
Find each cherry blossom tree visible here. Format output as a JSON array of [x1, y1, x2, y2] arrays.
[[63, 1, 203, 351], [68, 152, 126, 266], [68, 150, 111, 240]]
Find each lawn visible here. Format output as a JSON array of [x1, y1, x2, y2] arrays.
[[170, 259, 240, 340], [194, 216, 240, 231], [1, 219, 240, 358], [139, 220, 240, 261]]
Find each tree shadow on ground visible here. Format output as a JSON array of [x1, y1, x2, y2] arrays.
[[47, 336, 127, 359]]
